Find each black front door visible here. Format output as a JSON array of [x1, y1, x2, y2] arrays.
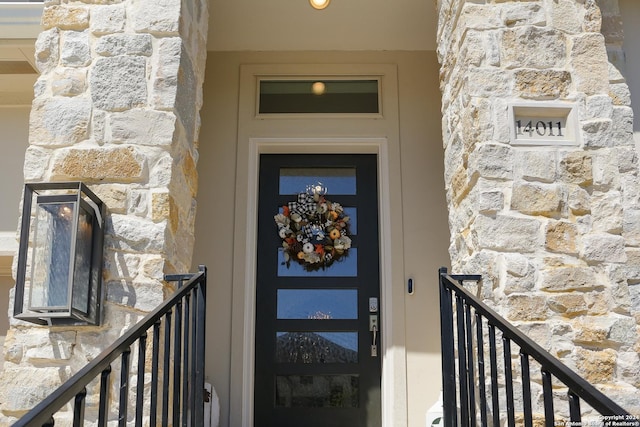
[[255, 154, 381, 427]]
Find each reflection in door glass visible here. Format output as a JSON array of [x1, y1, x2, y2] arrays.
[[276, 375, 360, 408], [278, 248, 357, 277], [276, 332, 358, 363], [279, 168, 356, 195], [277, 289, 357, 319]]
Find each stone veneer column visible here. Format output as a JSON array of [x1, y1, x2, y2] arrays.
[[0, 0, 208, 422], [437, 0, 640, 417]]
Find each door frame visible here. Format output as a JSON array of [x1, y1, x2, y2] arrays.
[[230, 64, 407, 427]]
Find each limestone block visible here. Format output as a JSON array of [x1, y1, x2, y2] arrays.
[[549, 0, 582, 33], [152, 37, 181, 109], [623, 210, 640, 247], [140, 255, 165, 281], [127, 189, 149, 217], [540, 266, 597, 292], [591, 150, 617, 189], [29, 97, 91, 146], [548, 293, 588, 317], [478, 189, 504, 214], [110, 109, 176, 146], [458, 3, 502, 31], [566, 184, 591, 215], [107, 214, 165, 253], [42, 5, 89, 31], [182, 151, 198, 197], [51, 67, 87, 96], [575, 347, 616, 383], [545, 220, 578, 254], [131, 0, 180, 35], [50, 146, 146, 182], [149, 153, 173, 187], [582, 119, 613, 148], [506, 294, 548, 321], [610, 83, 632, 106], [465, 68, 512, 97], [34, 28, 60, 74], [23, 330, 76, 361], [23, 146, 51, 181], [60, 30, 90, 67], [585, 94, 613, 120], [105, 278, 165, 312], [583, 0, 602, 33], [0, 366, 71, 414], [511, 182, 561, 216], [92, 109, 106, 145], [581, 233, 626, 263], [559, 151, 592, 186], [501, 26, 566, 69], [514, 150, 556, 183], [90, 4, 126, 35], [91, 184, 128, 213], [151, 192, 178, 235], [104, 251, 141, 280], [617, 351, 640, 387], [608, 317, 637, 345], [94, 34, 153, 57], [90, 56, 147, 111], [501, 2, 545, 28], [611, 106, 634, 146], [472, 214, 541, 253], [570, 33, 609, 95], [469, 143, 513, 180], [460, 30, 484, 67], [616, 146, 638, 173], [591, 191, 622, 233], [515, 69, 571, 99], [574, 318, 611, 344]]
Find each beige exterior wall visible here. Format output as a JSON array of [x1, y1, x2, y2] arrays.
[[0, 106, 29, 231], [193, 50, 449, 427], [620, 0, 640, 150]]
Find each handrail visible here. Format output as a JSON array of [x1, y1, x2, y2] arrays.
[[439, 267, 639, 426], [13, 265, 207, 427]]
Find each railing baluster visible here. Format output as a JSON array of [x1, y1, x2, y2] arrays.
[[150, 321, 161, 426], [488, 324, 500, 427], [135, 333, 147, 427], [520, 352, 533, 427], [194, 268, 207, 426], [173, 299, 183, 427], [464, 304, 476, 425], [439, 268, 458, 427], [97, 366, 111, 427], [542, 369, 554, 427], [475, 313, 488, 427], [190, 287, 198, 427], [182, 292, 191, 427], [456, 295, 470, 426], [119, 348, 131, 427], [72, 388, 87, 427], [503, 337, 515, 427], [569, 391, 581, 423], [162, 310, 172, 426]]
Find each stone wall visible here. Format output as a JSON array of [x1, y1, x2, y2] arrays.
[[437, 0, 640, 418], [0, 0, 208, 423]]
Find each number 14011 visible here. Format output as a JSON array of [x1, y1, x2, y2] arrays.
[[516, 120, 564, 138]]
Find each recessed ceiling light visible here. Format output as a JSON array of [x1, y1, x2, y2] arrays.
[[309, 0, 330, 10]]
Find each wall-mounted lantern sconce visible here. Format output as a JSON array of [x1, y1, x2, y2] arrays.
[[14, 182, 106, 326]]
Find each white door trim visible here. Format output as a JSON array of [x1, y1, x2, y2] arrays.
[[230, 63, 407, 427], [236, 137, 404, 427]]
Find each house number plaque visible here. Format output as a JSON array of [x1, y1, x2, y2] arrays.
[[509, 103, 578, 146]]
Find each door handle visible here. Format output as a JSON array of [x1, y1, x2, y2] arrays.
[[370, 314, 378, 357]]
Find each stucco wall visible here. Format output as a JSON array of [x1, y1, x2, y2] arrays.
[[193, 50, 449, 427], [620, 0, 640, 150], [0, 106, 28, 232]]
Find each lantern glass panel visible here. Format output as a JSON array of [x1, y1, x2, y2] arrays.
[[72, 206, 93, 315], [29, 202, 75, 311]]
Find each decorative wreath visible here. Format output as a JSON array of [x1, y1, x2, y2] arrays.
[[274, 184, 352, 271]]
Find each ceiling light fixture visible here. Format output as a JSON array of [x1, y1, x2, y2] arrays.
[[309, 0, 330, 10]]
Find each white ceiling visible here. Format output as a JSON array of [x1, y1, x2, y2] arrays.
[[208, 0, 438, 51]]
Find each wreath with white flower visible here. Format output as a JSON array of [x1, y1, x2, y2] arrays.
[[274, 185, 351, 271]]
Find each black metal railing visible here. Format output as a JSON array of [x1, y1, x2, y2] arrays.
[[13, 266, 207, 427], [439, 267, 639, 427]]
